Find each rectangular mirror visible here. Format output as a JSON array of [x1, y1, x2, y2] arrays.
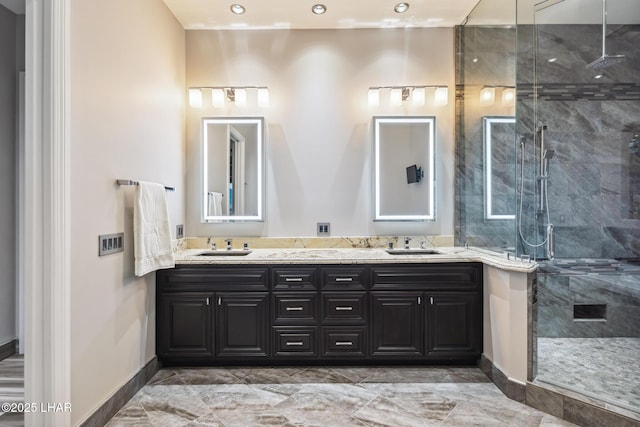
[[373, 116, 436, 221], [202, 117, 264, 222], [483, 116, 516, 220]]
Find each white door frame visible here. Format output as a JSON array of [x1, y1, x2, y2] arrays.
[[23, 0, 71, 426]]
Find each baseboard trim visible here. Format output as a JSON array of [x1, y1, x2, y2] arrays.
[[0, 340, 17, 361], [479, 355, 526, 402], [481, 355, 640, 426], [79, 357, 160, 427]]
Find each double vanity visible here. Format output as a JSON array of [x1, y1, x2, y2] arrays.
[[156, 246, 531, 367]]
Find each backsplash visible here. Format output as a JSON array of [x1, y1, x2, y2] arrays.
[[182, 235, 454, 250]]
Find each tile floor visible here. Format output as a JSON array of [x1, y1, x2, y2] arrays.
[[537, 337, 640, 415], [106, 366, 576, 426], [0, 354, 24, 427]]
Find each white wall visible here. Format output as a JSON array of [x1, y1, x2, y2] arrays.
[[69, 0, 185, 424], [483, 265, 529, 384], [0, 4, 17, 349], [186, 28, 455, 238]]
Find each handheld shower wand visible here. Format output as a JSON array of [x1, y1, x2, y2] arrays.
[[546, 223, 554, 260]]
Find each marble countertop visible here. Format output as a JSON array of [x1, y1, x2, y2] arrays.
[[174, 246, 537, 273]]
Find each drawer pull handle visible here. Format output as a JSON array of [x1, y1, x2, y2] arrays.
[[335, 306, 353, 311], [285, 341, 304, 346], [286, 307, 304, 311], [335, 341, 353, 346], [335, 277, 353, 282], [285, 277, 303, 282]]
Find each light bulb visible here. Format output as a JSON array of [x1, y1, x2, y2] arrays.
[[188, 89, 202, 108], [368, 88, 380, 107], [390, 88, 402, 107], [211, 88, 225, 108], [479, 87, 495, 106], [234, 88, 247, 107], [257, 88, 270, 107], [411, 87, 425, 106]]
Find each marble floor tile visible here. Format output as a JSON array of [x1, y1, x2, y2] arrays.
[[537, 337, 640, 412], [108, 367, 576, 427], [0, 355, 24, 427]]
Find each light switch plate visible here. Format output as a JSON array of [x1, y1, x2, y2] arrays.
[[317, 222, 330, 236], [176, 224, 184, 239], [99, 232, 124, 256]]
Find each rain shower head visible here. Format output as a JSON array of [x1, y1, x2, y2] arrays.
[[543, 149, 555, 160], [586, 54, 626, 70], [586, 0, 626, 71]]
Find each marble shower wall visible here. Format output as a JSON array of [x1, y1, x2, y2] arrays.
[[516, 24, 640, 259], [455, 26, 517, 250], [456, 23, 640, 259]]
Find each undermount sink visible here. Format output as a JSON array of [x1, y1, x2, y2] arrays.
[[196, 250, 252, 256], [385, 248, 441, 255]]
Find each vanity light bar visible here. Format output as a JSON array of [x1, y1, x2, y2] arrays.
[[368, 85, 449, 107], [188, 86, 270, 108], [479, 85, 516, 107]]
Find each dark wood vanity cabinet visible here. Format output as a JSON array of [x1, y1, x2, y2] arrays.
[[370, 292, 424, 357], [216, 292, 269, 358], [156, 262, 482, 364], [157, 292, 214, 359], [157, 267, 269, 363]]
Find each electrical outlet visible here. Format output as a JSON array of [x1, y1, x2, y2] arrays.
[[317, 222, 330, 236], [176, 224, 184, 239], [99, 232, 124, 256]]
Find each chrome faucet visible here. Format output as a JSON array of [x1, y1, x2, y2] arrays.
[[210, 242, 217, 250], [225, 238, 232, 250], [404, 237, 411, 249]]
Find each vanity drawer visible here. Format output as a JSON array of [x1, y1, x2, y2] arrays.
[[321, 327, 367, 357], [321, 293, 367, 323], [370, 263, 482, 291], [321, 267, 368, 290], [272, 327, 317, 357], [273, 293, 318, 324], [272, 268, 317, 290]]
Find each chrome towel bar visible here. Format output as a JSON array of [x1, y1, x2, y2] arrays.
[[116, 179, 175, 191]]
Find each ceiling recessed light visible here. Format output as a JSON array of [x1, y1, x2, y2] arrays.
[[394, 2, 409, 13], [230, 4, 245, 14], [312, 4, 326, 14]]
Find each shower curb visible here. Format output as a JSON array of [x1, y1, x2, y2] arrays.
[[481, 355, 640, 426]]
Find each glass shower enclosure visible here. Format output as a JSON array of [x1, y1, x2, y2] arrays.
[[521, 0, 640, 416], [456, 0, 640, 419]]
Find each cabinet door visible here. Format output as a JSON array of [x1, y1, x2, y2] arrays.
[[370, 292, 424, 357], [216, 292, 269, 358], [426, 292, 481, 358], [157, 292, 214, 359]]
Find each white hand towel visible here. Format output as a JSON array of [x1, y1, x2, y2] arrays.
[[208, 192, 223, 216], [134, 181, 175, 277]]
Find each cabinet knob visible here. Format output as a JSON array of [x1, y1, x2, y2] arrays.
[[218, 297, 221, 306], [206, 298, 210, 306], [430, 297, 434, 305], [335, 341, 353, 346], [335, 277, 353, 282], [285, 341, 304, 346], [418, 297, 421, 305], [285, 277, 303, 282], [335, 306, 353, 311], [285, 307, 304, 311]]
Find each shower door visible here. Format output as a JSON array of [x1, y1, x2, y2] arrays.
[[528, 0, 640, 415]]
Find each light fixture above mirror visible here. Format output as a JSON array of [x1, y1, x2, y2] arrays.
[[368, 85, 448, 107], [188, 86, 270, 108], [479, 85, 515, 106]]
